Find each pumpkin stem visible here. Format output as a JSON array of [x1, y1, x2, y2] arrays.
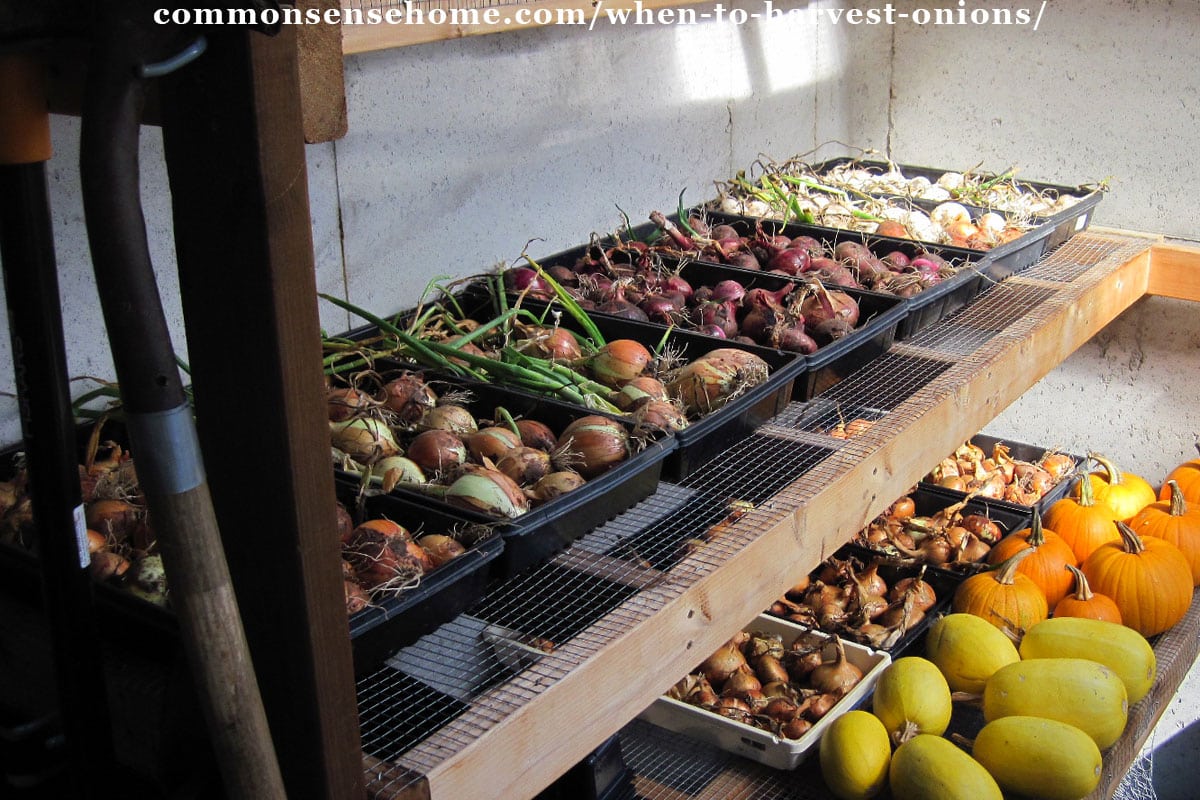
[[1064, 563, 1094, 601], [1027, 507, 1047, 548], [1088, 452, 1124, 486], [1076, 466, 1098, 507], [1168, 479, 1188, 517], [994, 546, 1036, 584], [1115, 520, 1147, 554]]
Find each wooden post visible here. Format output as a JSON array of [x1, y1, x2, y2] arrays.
[[158, 25, 364, 800]]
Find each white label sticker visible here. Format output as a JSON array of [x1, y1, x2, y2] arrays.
[[1075, 215, 1088, 231], [73, 504, 90, 568]]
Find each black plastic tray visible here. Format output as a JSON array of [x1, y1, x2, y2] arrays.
[[498, 262, 905, 407], [808, 157, 1104, 281], [695, 208, 985, 341], [333, 363, 674, 579], [849, 486, 1031, 576], [450, 281, 800, 483], [338, 484, 505, 676], [766, 543, 962, 657], [532, 211, 956, 343], [0, 423, 179, 660], [918, 433, 1082, 519], [535, 733, 632, 800]]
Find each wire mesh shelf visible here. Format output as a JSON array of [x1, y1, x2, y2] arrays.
[[355, 232, 1152, 799]]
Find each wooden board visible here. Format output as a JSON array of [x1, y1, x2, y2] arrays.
[[1148, 242, 1200, 302], [340, 0, 709, 52]]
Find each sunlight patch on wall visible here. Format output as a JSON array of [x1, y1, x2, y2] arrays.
[[758, 7, 821, 93], [673, 20, 752, 102]]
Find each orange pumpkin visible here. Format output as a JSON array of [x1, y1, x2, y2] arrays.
[[953, 548, 1049, 634], [1044, 474, 1120, 564], [1081, 521, 1193, 637], [1053, 564, 1122, 624], [1160, 442, 1200, 506], [1130, 480, 1200, 586], [1075, 453, 1157, 521], [986, 508, 1076, 609]]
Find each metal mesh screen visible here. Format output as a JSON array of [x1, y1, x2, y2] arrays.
[[355, 232, 1151, 798]]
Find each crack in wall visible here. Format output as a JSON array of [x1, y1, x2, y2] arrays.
[[885, 24, 896, 159]]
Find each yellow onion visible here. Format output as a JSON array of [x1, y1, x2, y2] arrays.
[[496, 446, 552, 486], [466, 426, 522, 462], [331, 417, 401, 461], [406, 429, 468, 476], [344, 579, 370, 614], [516, 419, 558, 452], [559, 416, 630, 478], [89, 550, 130, 582], [419, 404, 478, 436], [445, 466, 529, 518], [518, 327, 582, 361], [531, 471, 586, 503], [367, 456, 426, 492], [343, 525, 430, 588], [666, 349, 769, 416], [418, 534, 467, 567], [382, 372, 437, 424], [614, 376, 670, 411], [590, 339, 652, 387], [631, 399, 689, 436], [327, 386, 375, 423]]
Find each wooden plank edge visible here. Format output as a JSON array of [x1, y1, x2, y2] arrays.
[[414, 505, 821, 800], [340, 0, 707, 53], [1147, 242, 1200, 302]]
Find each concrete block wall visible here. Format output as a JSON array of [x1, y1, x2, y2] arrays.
[[0, 0, 1196, 790]]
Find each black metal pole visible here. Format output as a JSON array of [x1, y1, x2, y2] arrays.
[[0, 51, 114, 797]]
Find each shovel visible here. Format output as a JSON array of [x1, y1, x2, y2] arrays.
[[78, 5, 285, 798]]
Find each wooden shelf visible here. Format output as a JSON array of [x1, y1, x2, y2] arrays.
[[357, 234, 1200, 800]]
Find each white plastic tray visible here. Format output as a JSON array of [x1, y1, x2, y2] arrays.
[[638, 614, 890, 770]]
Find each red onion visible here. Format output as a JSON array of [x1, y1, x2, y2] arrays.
[[767, 249, 810, 276], [788, 235, 823, 255], [771, 322, 820, 354], [738, 306, 779, 343], [710, 279, 746, 305], [638, 293, 681, 324], [546, 265, 578, 286], [909, 257, 945, 284], [881, 250, 911, 270], [650, 210, 699, 251], [661, 272, 694, 300], [505, 267, 550, 295], [692, 301, 739, 338], [710, 224, 739, 241], [742, 285, 793, 312], [597, 297, 649, 321], [726, 251, 763, 270]]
